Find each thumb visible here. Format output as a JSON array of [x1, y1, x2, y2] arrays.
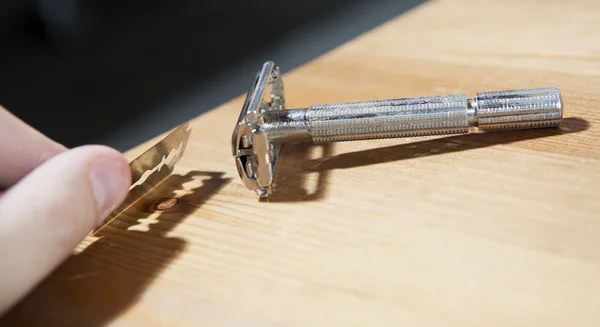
[[0, 145, 131, 314]]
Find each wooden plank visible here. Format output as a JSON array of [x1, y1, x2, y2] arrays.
[[3, 0, 600, 325]]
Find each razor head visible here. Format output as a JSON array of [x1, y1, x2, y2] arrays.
[[232, 61, 285, 198]]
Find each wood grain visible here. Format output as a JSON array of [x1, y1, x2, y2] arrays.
[[3, 0, 600, 325]]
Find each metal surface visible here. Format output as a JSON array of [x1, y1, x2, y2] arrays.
[[232, 61, 564, 198], [232, 61, 284, 198], [93, 121, 192, 234]]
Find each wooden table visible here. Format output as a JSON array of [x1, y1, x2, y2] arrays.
[[3, 0, 600, 325]]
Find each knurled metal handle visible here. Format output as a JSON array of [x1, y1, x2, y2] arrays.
[[263, 87, 562, 143], [473, 87, 563, 130], [306, 94, 471, 143]]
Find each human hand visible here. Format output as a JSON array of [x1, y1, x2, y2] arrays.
[[0, 105, 131, 314]]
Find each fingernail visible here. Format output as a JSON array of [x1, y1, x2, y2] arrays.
[[89, 159, 129, 225]]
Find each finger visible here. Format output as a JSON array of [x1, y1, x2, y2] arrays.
[[0, 105, 67, 188], [0, 145, 131, 314]]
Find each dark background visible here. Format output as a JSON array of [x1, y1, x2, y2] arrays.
[[0, 0, 425, 151]]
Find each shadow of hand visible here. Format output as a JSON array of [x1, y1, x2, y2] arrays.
[[1, 171, 230, 326]]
